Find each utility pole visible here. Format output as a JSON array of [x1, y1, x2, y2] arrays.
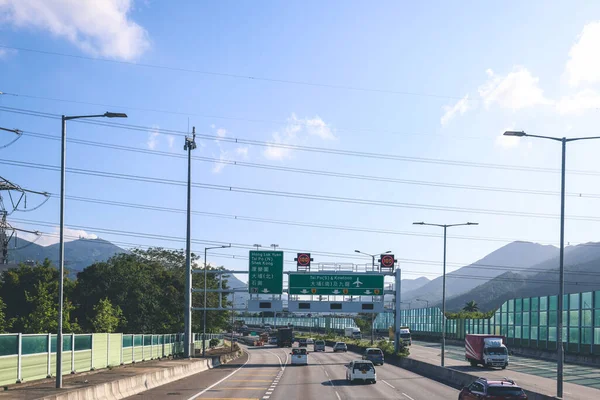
[[184, 127, 197, 358], [271, 244, 279, 250]]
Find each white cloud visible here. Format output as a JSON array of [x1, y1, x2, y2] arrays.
[[556, 89, 600, 115], [0, 0, 150, 61], [216, 128, 227, 138], [565, 21, 600, 87], [301, 115, 336, 140], [147, 125, 159, 150], [235, 146, 249, 157], [440, 94, 472, 126], [263, 114, 333, 161], [18, 226, 97, 246], [478, 66, 551, 110], [167, 135, 174, 149], [0, 47, 17, 59]]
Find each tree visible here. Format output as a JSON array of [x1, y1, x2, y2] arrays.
[[353, 313, 377, 334], [91, 298, 126, 333], [0, 260, 79, 333], [73, 248, 231, 334], [0, 297, 7, 333], [463, 301, 479, 312]]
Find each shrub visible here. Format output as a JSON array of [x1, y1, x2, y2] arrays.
[[209, 338, 220, 348]]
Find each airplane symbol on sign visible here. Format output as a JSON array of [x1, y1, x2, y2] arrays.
[[352, 278, 363, 287]]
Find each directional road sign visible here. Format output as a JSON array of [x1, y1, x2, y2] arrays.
[[288, 273, 384, 296], [249, 251, 284, 294]]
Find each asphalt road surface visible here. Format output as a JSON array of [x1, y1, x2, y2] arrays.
[[126, 345, 458, 400]]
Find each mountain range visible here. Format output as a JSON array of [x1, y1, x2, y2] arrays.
[[8, 237, 600, 313], [6, 237, 128, 273]]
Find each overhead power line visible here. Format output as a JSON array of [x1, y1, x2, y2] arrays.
[[4, 157, 600, 221], [1, 91, 485, 140], [22, 130, 600, 199], [11, 216, 600, 279], [0, 45, 466, 100], [4, 105, 600, 175]]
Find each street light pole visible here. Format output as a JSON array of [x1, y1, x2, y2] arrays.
[[56, 112, 126, 389], [183, 127, 197, 359], [354, 249, 391, 345], [413, 221, 478, 367], [503, 131, 600, 398], [203, 244, 231, 357]]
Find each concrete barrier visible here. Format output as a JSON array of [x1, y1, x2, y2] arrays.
[[37, 350, 244, 400]]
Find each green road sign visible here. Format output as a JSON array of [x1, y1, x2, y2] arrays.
[[288, 273, 384, 295], [249, 251, 284, 294]]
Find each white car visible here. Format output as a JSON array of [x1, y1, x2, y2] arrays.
[[291, 348, 308, 365], [346, 360, 376, 384], [307, 338, 314, 344]]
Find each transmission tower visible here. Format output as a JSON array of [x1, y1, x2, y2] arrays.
[[0, 177, 48, 264]]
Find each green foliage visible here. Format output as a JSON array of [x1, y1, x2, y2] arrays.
[[0, 296, 7, 333], [0, 260, 79, 333], [209, 338, 219, 348], [445, 310, 495, 320], [304, 333, 410, 357], [353, 313, 376, 334], [91, 298, 126, 333], [462, 300, 479, 312]]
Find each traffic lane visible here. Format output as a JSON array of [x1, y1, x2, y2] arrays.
[[271, 347, 338, 400], [196, 346, 287, 400], [315, 347, 460, 399], [125, 346, 286, 400], [123, 351, 251, 400]]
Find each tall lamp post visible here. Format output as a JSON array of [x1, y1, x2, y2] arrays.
[[354, 249, 391, 345], [503, 130, 600, 398], [56, 112, 127, 388], [203, 244, 231, 357], [183, 127, 196, 359], [413, 221, 478, 367]]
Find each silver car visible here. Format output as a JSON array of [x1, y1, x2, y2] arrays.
[[333, 342, 347, 352], [314, 340, 326, 352]]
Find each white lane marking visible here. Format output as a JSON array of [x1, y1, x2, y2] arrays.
[[324, 370, 329, 377], [381, 379, 395, 389], [402, 393, 415, 400], [335, 391, 341, 400], [186, 350, 251, 400]]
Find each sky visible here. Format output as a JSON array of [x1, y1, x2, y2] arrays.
[[2, 1, 600, 285]]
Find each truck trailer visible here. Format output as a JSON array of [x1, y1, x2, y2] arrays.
[[465, 334, 508, 369], [344, 327, 362, 339], [277, 327, 293, 347]]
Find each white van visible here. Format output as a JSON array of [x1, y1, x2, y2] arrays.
[[291, 348, 308, 365], [346, 360, 376, 384]]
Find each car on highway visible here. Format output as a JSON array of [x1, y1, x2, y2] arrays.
[[362, 348, 384, 365], [269, 337, 278, 345], [298, 338, 308, 347], [345, 360, 376, 384], [333, 342, 347, 352], [314, 340, 326, 352], [307, 338, 314, 344], [291, 348, 308, 365], [458, 377, 527, 399]]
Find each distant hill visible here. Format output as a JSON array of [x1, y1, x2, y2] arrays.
[[226, 274, 249, 309], [402, 277, 430, 294], [6, 237, 128, 273], [445, 242, 600, 311], [403, 241, 559, 307]]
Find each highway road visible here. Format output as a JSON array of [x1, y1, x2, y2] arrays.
[[127, 344, 458, 400]]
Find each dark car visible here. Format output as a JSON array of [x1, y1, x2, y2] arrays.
[[362, 348, 384, 365], [298, 338, 308, 347], [459, 377, 527, 400]]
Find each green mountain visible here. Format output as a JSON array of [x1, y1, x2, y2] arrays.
[[6, 237, 128, 273]]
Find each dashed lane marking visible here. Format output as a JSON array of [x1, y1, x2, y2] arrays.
[[186, 351, 251, 400], [402, 393, 416, 400], [381, 380, 395, 389]]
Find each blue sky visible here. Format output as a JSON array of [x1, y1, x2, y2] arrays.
[[2, 1, 600, 284]]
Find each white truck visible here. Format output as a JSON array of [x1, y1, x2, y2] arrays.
[[344, 327, 362, 339], [465, 334, 509, 369]]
